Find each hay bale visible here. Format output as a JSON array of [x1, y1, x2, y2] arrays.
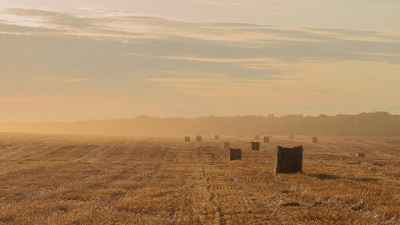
[[196, 136, 202, 142], [224, 142, 230, 149], [289, 135, 294, 140], [264, 136, 270, 143], [254, 135, 260, 140], [184, 136, 191, 142], [230, 148, 242, 160], [357, 152, 365, 158], [214, 135, 220, 140], [312, 137, 319, 143], [251, 142, 260, 151], [275, 145, 303, 174]]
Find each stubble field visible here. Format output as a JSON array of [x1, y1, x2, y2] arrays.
[[0, 133, 400, 225]]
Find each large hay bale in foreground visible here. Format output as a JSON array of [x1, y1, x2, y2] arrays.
[[275, 146, 303, 174], [264, 136, 270, 143], [224, 142, 230, 149], [357, 152, 365, 158], [184, 136, 191, 142], [196, 136, 202, 142], [312, 137, 319, 143], [230, 148, 242, 160], [251, 142, 260, 151]]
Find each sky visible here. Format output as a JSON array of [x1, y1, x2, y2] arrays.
[[0, 1, 400, 121]]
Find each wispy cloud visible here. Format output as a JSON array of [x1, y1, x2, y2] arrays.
[[146, 70, 296, 98], [0, 96, 61, 103], [45, 78, 93, 83]]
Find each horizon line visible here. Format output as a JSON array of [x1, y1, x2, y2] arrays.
[[0, 111, 395, 124]]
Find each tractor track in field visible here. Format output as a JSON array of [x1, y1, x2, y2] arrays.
[[197, 146, 227, 225]]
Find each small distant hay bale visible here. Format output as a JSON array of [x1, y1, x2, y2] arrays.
[[351, 202, 365, 212], [224, 142, 230, 149], [214, 135, 220, 140], [312, 137, 319, 143], [230, 148, 242, 160], [184, 136, 191, 142], [196, 136, 202, 142], [275, 145, 303, 174], [251, 142, 260, 151], [254, 135, 260, 140], [289, 135, 295, 139], [264, 136, 270, 143], [357, 152, 366, 158]]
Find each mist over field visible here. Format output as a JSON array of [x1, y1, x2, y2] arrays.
[[1, 112, 399, 136]]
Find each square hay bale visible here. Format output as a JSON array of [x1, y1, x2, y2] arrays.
[[214, 135, 220, 140], [264, 136, 270, 143], [254, 135, 260, 140], [224, 142, 230, 149], [289, 135, 295, 140], [312, 137, 319, 143], [184, 136, 191, 142], [251, 142, 260, 151], [357, 152, 366, 158], [230, 148, 242, 160], [275, 146, 303, 174], [196, 136, 202, 142]]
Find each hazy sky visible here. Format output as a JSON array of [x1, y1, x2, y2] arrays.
[[0, 1, 400, 121]]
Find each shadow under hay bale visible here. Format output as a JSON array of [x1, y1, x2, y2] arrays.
[[347, 161, 362, 165], [230, 148, 242, 161], [279, 201, 301, 207], [251, 142, 260, 151], [275, 145, 303, 174], [184, 136, 191, 142], [357, 152, 365, 158], [264, 136, 270, 143], [196, 136, 202, 142], [371, 161, 387, 166], [224, 142, 230, 149], [312, 137, 319, 143], [309, 173, 340, 180]]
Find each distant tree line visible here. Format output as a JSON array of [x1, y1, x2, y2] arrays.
[[1, 112, 400, 136]]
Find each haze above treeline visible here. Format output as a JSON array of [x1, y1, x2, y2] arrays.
[[0, 112, 399, 136]]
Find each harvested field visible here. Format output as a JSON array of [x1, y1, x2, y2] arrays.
[[1, 133, 400, 225]]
